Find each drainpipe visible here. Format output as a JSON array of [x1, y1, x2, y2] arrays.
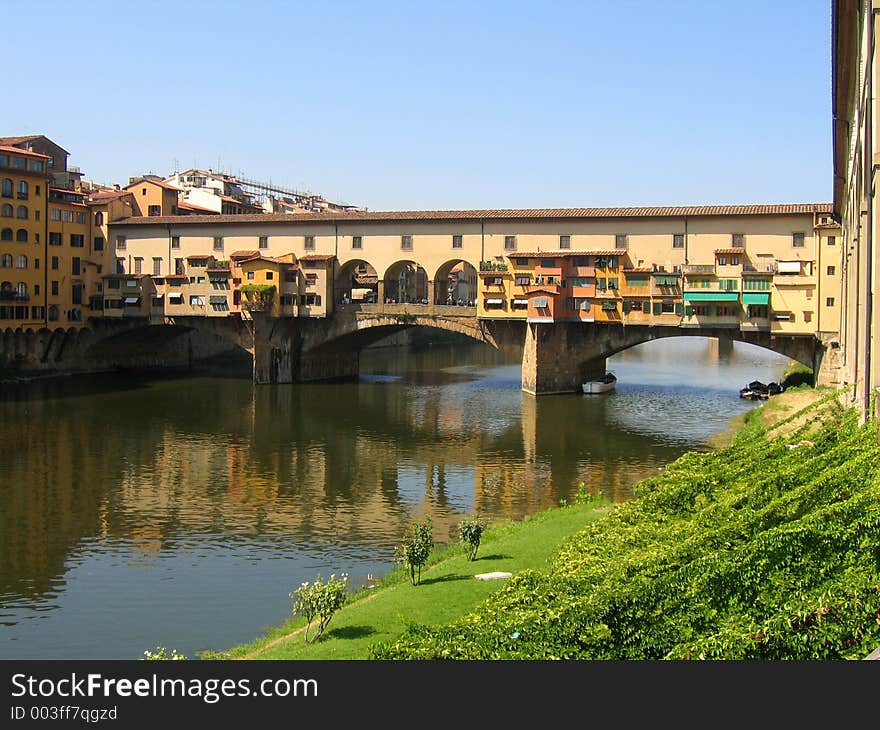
[[865, 0, 875, 414]]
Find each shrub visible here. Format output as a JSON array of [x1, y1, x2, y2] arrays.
[[142, 646, 186, 660], [290, 573, 349, 643], [396, 517, 434, 585], [458, 515, 487, 561]]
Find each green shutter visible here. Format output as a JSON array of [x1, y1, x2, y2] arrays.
[[684, 305, 692, 316], [653, 302, 662, 315], [675, 302, 683, 315], [642, 300, 651, 313]]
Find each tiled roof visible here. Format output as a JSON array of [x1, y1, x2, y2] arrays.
[[715, 248, 746, 254], [238, 254, 296, 266], [177, 201, 218, 214], [0, 135, 69, 154], [623, 267, 654, 273], [49, 187, 86, 196], [186, 254, 215, 260], [298, 254, 335, 261], [230, 250, 259, 259], [87, 189, 131, 201], [0, 144, 50, 159], [110, 203, 833, 227], [124, 177, 182, 192]]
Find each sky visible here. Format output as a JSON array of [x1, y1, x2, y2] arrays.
[[8, 0, 833, 211]]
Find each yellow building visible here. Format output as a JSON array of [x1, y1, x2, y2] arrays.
[[46, 188, 92, 326], [0, 145, 50, 327], [238, 253, 299, 317]]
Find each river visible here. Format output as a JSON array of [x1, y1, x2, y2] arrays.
[[0, 336, 789, 659]]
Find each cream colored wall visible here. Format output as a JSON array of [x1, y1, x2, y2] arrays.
[[817, 227, 842, 334]]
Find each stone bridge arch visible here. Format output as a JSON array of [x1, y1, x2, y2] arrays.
[[432, 259, 478, 306], [382, 260, 428, 305], [522, 321, 831, 395], [334, 258, 379, 303]]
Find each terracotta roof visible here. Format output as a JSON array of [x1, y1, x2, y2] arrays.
[[238, 254, 296, 266], [110, 203, 833, 227], [165, 274, 188, 279], [124, 177, 181, 192], [230, 250, 259, 259], [623, 268, 654, 273], [177, 201, 218, 214], [0, 144, 50, 159], [526, 287, 561, 296], [49, 187, 86, 196], [715, 248, 745, 255], [298, 254, 335, 261], [186, 254, 215, 260], [0, 135, 44, 145], [87, 189, 131, 202]]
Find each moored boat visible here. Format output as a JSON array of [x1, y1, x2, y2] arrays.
[[582, 371, 617, 394]]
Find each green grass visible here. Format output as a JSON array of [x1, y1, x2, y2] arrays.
[[209, 497, 611, 660]]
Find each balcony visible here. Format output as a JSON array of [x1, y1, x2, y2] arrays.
[[0, 292, 28, 302], [682, 264, 716, 275], [743, 262, 777, 275]]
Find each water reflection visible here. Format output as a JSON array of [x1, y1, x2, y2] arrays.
[[0, 336, 789, 658]]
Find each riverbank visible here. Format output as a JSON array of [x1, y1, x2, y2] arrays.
[[215, 383, 877, 661]]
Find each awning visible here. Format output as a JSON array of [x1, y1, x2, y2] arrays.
[[683, 292, 739, 302], [123, 297, 140, 305], [777, 261, 802, 274], [485, 298, 504, 305], [209, 295, 227, 304], [532, 296, 549, 308], [512, 299, 528, 305], [168, 294, 183, 302], [741, 293, 770, 305]]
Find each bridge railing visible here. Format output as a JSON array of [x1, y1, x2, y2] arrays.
[[336, 302, 476, 317]]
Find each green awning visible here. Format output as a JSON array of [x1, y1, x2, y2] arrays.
[[741, 292, 770, 305], [683, 292, 740, 302]]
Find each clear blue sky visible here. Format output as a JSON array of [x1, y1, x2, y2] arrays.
[[8, 0, 832, 210]]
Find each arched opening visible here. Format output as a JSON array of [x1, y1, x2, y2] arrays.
[[432, 259, 477, 306], [383, 260, 428, 304], [1, 228, 12, 241], [335, 259, 379, 304], [16, 205, 27, 219], [1, 204, 12, 217], [15, 229, 27, 243], [48, 305, 59, 321]]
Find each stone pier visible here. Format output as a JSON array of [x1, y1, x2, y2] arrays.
[[521, 321, 608, 395]]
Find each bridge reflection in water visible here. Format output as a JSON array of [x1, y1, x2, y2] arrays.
[[0, 337, 789, 659]]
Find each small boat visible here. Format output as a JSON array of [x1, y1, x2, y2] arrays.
[[582, 371, 617, 394]]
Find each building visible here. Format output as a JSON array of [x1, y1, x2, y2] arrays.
[[107, 205, 840, 339], [164, 169, 263, 215], [0, 145, 50, 326], [831, 1, 880, 416]]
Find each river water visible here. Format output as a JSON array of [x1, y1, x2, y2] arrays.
[[0, 336, 789, 659]]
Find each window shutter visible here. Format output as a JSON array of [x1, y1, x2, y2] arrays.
[[642, 300, 651, 314], [653, 302, 662, 315], [684, 305, 692, 316], [675, 302, 683, 315]]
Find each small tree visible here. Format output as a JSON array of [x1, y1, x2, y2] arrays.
[[458, 515, 487, 561], [290, 573, 348, 643], [396, 517, 434, 586]]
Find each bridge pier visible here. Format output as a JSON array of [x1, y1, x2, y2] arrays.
[[521, 321, 608, 395]]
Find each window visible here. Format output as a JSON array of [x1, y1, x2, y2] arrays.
[[559, 235, 571, 249], [17, 181, 28, 199], [116, 258, 125, 274], [94, 237, 104, 251], [95, 212, 104, 226], [189, 295, 205, 306], [265, 271, 274, 280], [305, 235, 316, 250], [284, 270, 297, 283], [1, 179, 12, 197], [174, 258, 184, 275], [62, 210, 72, 223], [16, 255, 27, 269], [569, 277, 594, 287], [247, 271, 255, 281], [148, 205, 161, 216], [50, 208, 60, 221], [72, 257, 81, 275], [717, 256, 727, 266], [743, 277, 770, 290], [305, 273, 318, 285], [607, 277, 619, 290], [72, 284, 83, 305], [134, 258, 143, 275], [0, 228, 11, 241], [51, 256, 59, 270], [75, 212, 86, 224], [504, 235, 516, 251], [107, 278, 120, 289], [16, 229, 27, 242], [259, 235, 268, 250], [515, 257, 529, 266], [142, 188, 147, 196], [515, 275, 531, 286], [116, 235, 126, 250], [153, 258, 162, 276], [1, 204, 10, 217], [213, 236, 223, 251], [732, 233, 744, 247], [826, 297, 835, 307], [719, 279, 738, 291], [542, 258, 556, 267], [828, 235, 836, 246], [16, 205, 27, 219], [596, 277, 606, 290], [615, 233, 628, 250], [401, 235, 413, 251], [34, 210, 39, 221], [792, 232, 805, 248], [352, 235, 363, 250], [673, 233, 684, 248], [70, 234, 84, 248], [452, 234, 462, 249], [171, 236, 180, 249], [803, 311, 813, 323], [827, 265, 835, 275], [51, 281, 59, 296], [300, 294, 322, 306], [0, 254, 10, 267], [748, 305, 769, 318]]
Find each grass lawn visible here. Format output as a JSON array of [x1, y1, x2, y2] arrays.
[[212, 497, 611, 660]]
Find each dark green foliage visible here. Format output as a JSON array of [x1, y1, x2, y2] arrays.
[[371, 399, 880, 660], [396, 517, 434, 586], [458, 515, 487, 561]]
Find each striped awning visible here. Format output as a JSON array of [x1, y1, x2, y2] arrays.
[[741, 293, 770, 305], [683, 292, 739, 302]]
